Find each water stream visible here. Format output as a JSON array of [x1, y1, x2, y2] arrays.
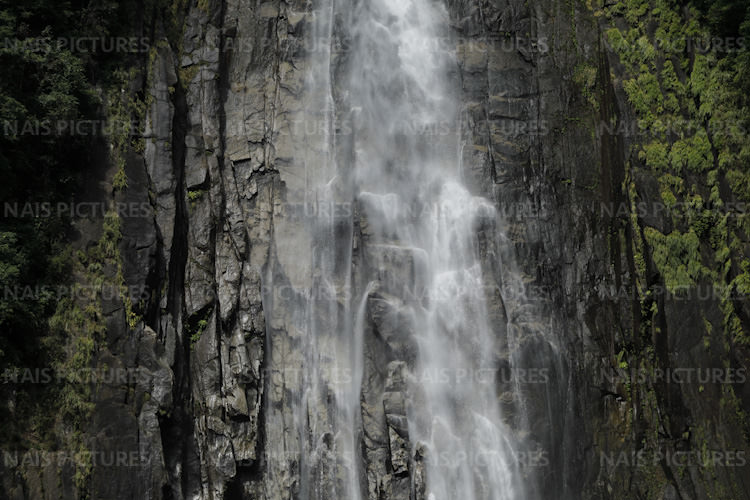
[[264, 0, 564, 498]]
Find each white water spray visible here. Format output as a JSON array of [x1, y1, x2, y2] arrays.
[[263, 0, 561, 498]]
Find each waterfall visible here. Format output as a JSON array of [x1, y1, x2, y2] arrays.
[[263, 0, 565, 498], [342, 0, 527, 491]]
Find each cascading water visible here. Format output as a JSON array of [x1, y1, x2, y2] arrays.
[[263, 0, 566, 498], [347, 0, 530, 496]]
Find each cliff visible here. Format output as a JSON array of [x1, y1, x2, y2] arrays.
[[1, 0, 749, 499]]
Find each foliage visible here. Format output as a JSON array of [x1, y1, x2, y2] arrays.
[[0, 0, 155, 494], [592, 0, 750, 494], [644, 228, 706, 292], [187, 309, 212, 350]]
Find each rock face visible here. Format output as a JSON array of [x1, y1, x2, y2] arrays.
[[2, 0, 749, 499]]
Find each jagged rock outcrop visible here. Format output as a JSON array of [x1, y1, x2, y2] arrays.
[[2, 0, 748, 499]]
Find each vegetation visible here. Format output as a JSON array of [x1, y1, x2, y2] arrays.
[[0, 0, 156, 495], [188, 312, 211, 350], [600, 0, 750, 338], [588, 0, 750, 496]]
